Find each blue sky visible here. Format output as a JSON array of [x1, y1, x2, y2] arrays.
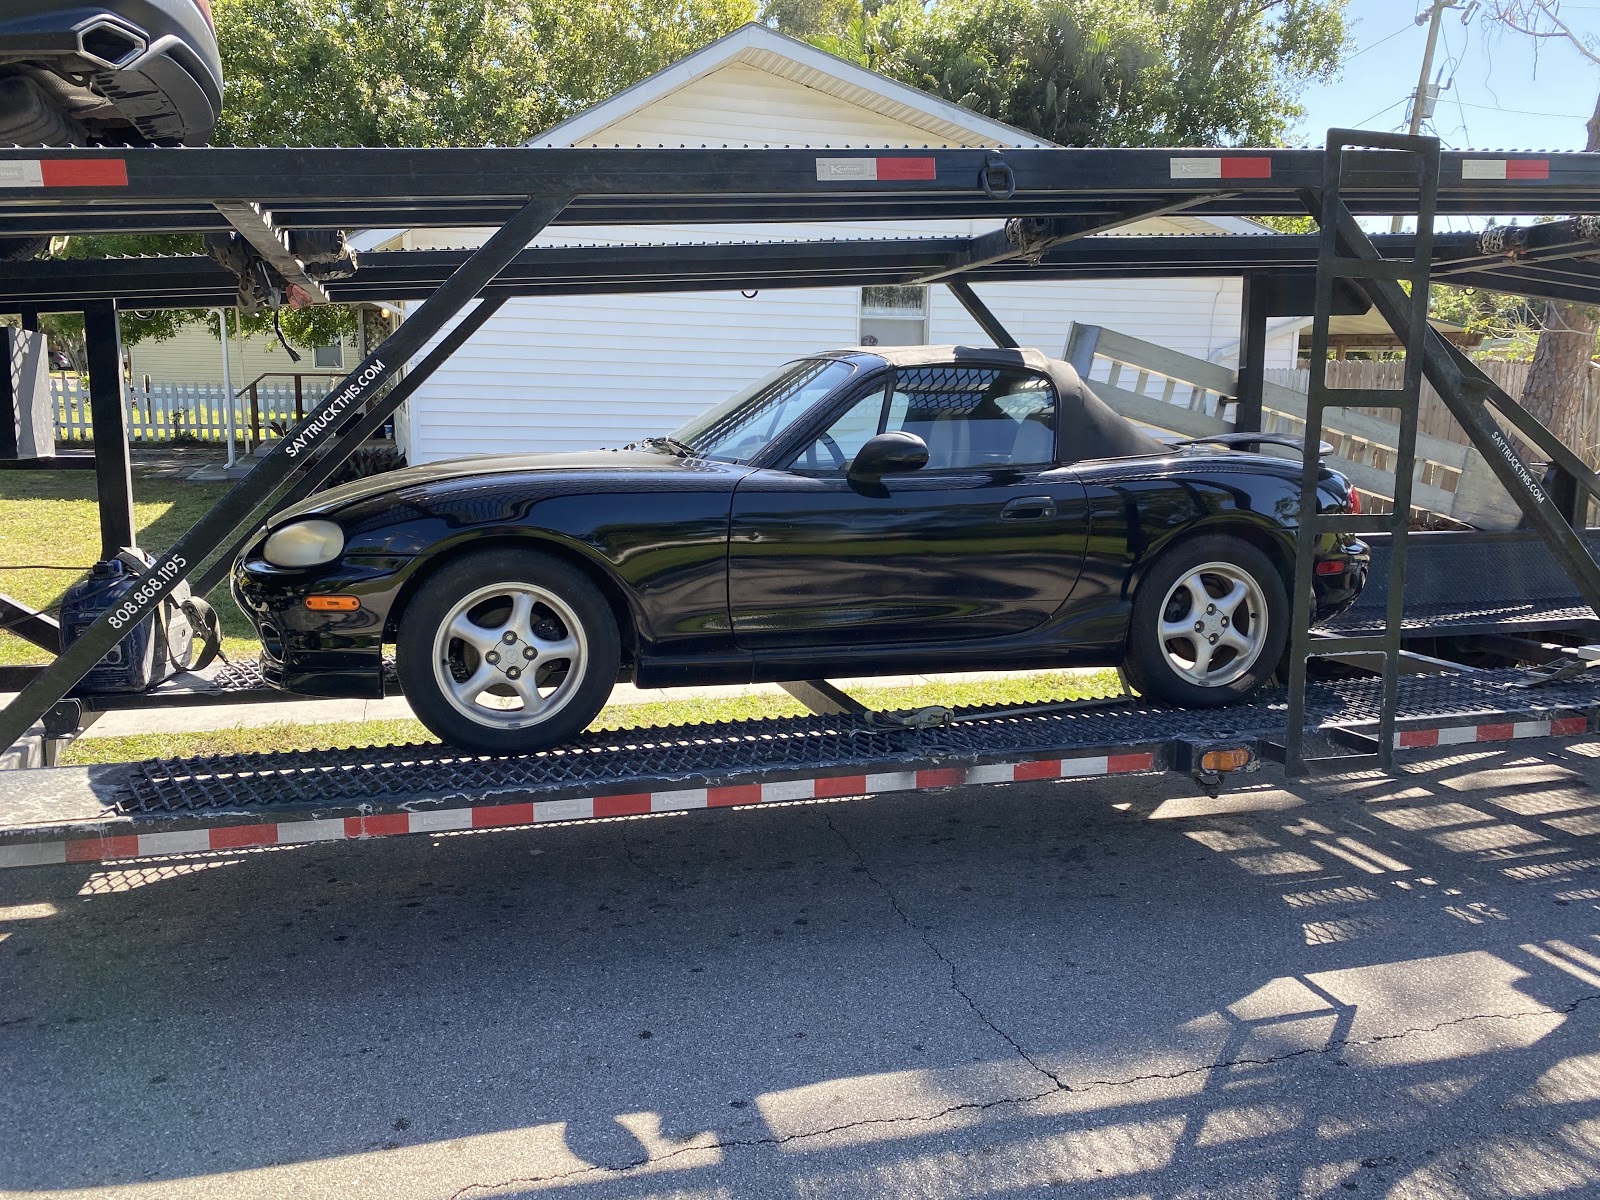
[[1294, 0, 1597, 154]]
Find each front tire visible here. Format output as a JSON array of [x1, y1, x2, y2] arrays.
[[1122, 534, 1287, 707], [396, 548, 620, 754]]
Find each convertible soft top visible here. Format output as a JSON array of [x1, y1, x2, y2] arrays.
[[838, 345, 1168, 464]]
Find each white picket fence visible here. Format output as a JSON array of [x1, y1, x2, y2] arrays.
[[51, 377, 335, 445]]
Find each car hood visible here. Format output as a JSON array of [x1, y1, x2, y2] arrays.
[[269, 448, 740, 526]]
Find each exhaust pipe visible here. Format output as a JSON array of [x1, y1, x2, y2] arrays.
[[76, 20, 147, 70]]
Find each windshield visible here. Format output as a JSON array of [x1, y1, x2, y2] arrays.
[[669, 358, 858, 463]]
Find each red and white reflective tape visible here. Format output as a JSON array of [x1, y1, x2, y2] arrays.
[[1397, 715, 1587, 749], [0, 751, 1157, 870], [1461, 158, 1550, 181], [0, 158, 129, 188], [814, 156, 937, 182], [1169, 156, 1272, 180]]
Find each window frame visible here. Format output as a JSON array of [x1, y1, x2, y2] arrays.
[[776, 364, 1062, 476]]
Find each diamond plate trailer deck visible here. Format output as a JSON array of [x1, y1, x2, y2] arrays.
[[1, 671, 1596, 871]]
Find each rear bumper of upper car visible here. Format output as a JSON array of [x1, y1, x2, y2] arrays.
[[0, 2, 222, 142]]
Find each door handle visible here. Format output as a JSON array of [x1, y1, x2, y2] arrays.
[[1002, 495, 1056, 520]]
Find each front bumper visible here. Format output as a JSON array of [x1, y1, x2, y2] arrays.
[[231, 553, 413, 699]]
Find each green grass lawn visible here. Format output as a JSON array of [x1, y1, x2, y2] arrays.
[[61, 669, 1124, 765], [0, 469, 260, 666]]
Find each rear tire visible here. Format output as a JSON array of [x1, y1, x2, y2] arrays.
[[396, 548, 620, 754], [1122, 534, 1287, 707]]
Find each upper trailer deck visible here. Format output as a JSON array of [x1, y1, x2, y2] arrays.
[[0, 145, 1596, 241]]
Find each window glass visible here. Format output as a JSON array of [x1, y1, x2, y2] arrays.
[[859, 285, 928, 347], [793, 366, 1055, 472], [312, 343, 344, 369], [670, 358, 856, 463]]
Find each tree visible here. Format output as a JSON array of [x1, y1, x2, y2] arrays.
[[212, 0, 753, 148], [1487, 2, 1600, 459], [46, 0, 757, 350], [767, 0, 1349, 147]]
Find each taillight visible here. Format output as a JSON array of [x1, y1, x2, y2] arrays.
[[191, 0, 214, 30], [1347, 487, 1362, 515]]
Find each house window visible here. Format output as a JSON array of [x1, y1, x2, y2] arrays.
[[312, 343, 344, 369], [859, 285, 928, 347]]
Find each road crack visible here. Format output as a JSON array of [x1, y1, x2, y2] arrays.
[[823, 810, 1067, 1089]]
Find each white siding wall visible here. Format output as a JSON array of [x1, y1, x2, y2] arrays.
[[411, 288, 859, 460], [576, 64, 979, 148]]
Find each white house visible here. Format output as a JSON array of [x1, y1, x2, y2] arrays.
[[375, 24, 1304, 464]]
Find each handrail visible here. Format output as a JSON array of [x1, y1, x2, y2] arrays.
[[238, 371, 346, 449]]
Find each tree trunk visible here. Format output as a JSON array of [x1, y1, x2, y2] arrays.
[[1518, 89, 1600, 465]]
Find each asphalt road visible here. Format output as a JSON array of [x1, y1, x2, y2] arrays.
[[4, 738, 1600, 1199]]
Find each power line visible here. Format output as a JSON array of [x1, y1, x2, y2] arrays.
[[1353, 97, 1408, 128], [1455, 99, 1591, 118], [1346, 21, 1421, 61]]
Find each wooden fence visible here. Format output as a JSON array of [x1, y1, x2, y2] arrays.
[[1264, 359, 1600, 469], [51, 376, 335, 445]]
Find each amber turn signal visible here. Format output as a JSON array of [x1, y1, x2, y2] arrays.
[[1199, 747, 1253, 773], [305, 595, 361, 612]]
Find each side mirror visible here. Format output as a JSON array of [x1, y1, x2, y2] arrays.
[[849, 431, 928, 481]]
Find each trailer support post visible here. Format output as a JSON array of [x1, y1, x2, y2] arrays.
[[83, 302, 135, 559], [1234, 272, 1269, 433]]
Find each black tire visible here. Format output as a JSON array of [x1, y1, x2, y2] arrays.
[[1122, 534, 1288, 707], [0, 237, 48, 262], [396, 547, 621, 754]]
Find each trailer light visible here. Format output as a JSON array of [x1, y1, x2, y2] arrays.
[[1199, 747, 1253, 773], [262, 520, 344, 568], [1348, 487, 1363, 515], [305, 595, 360, 612]]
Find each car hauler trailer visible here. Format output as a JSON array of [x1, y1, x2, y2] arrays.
[[7, 132, 1600, 869]]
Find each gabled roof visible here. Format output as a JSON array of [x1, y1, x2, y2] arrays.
[[528, 22, 1054, 150]]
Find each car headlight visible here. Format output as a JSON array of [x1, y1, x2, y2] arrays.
[[262, 519, 345, 568]]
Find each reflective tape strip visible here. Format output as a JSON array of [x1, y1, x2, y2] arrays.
[[8, 715, 1596, 871], [815, 157, 936, 182], [1170, 157, 1271, 180], [0, 161, 44, 188], [1395, 715, 1589, 748], [0, 159, 128, 187], [1463, 159, 1550, 181]]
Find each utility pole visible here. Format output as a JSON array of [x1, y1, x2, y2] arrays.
[[1392, 0, 1457, 233]]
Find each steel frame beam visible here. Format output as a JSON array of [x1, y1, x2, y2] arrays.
[[8, 228, 1600, 314], [83, 302, 135, 560], [7, 146, 1600, 244], [213, 200, 333, 304], [944, 281, 1018, 349], [1234, 273, 1270, 433]]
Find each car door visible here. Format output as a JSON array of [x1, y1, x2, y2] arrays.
[[727, 363, 1091, 650]]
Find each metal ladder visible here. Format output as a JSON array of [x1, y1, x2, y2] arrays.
[[1280, 131, 1440, 775]]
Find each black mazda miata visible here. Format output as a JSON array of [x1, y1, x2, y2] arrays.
[[233, 346, 1369, 753]]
